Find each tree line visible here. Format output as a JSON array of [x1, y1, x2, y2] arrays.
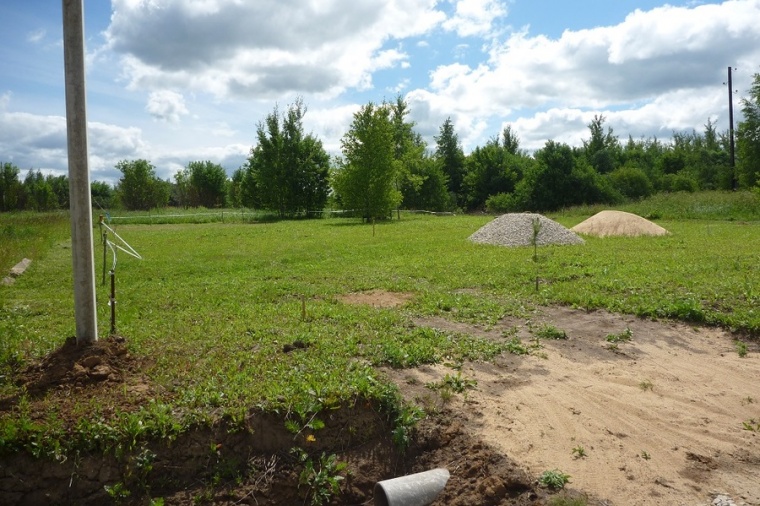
[[2, 73, 759, 216]]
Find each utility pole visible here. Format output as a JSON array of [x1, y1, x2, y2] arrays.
[[727, 66, 737, 191], [63, 0, 98, 344]]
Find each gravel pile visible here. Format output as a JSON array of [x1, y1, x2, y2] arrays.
[[469, 213, 584, 247]]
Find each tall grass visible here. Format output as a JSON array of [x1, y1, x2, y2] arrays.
[[0, 212, 69, 274], [554, 190, 760, 221]]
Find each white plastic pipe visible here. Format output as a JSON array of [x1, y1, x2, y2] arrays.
[[374, 468, 450, 506]]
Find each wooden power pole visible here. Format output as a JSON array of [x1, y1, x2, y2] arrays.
[[62, 0, 98, 344]]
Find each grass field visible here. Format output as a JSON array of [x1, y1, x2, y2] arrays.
[[1, 191, 759, 460]]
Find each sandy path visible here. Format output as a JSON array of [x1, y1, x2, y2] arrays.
[[392, 307, 760, 505]]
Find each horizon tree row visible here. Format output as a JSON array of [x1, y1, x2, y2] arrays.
[[2, 73, 759, 215]]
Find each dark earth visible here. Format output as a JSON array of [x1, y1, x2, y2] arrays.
[[0, 333, 575, 505]]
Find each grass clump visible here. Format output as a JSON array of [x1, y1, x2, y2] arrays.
[[606, 327, 632, 344], [534, 323, 568, 340]]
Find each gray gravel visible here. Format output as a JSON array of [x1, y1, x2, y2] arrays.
[[468, 213, 584, 247]]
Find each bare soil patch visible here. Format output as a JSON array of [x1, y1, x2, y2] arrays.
[[338, 289, 414, 308], [390, 307, 760, 506]]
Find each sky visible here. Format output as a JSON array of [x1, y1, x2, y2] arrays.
[[1, 0, 759, 185]]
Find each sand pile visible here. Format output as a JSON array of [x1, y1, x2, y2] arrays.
[[469, 213, 584, 247], [571, 210, 669, 237]]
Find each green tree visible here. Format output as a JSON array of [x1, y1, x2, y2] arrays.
[[607, 166, 653, 200], [583, 114, 620, 174], [23, 170, 57, 211], [737, 73, 760, 188], [91, 181, 115, 209], [332, 102, 400, 221], [0, 162, 23, 211], [173, 167, 192, 208], [228, 168, 245, 208], [115, 159, 170, 210], [461, 129, 531, 211], [435, 117, 466, 207], [246, 99, 330, 217], [389, 96, 450, 213], [47, 174, 69, 209], [514, 140, 617, 211], [187, 160, 228, 208]]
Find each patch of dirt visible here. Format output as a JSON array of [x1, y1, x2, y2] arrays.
[[571, 210, 669, 237], [389, 306, 760, 506], [338, 289, 414, 308]]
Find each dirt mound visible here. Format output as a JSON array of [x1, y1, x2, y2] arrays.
[[571, 210, 669, 237], [469, 213, 584, 247], [14, 335, 134, 395]]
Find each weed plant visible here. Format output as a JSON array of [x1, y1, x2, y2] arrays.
[[538, 469, 571, 490]]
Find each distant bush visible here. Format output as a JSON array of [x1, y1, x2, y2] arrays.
[[608, 167, 653, 200]]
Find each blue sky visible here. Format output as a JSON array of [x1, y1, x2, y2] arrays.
[[1, 0, 759, 184]]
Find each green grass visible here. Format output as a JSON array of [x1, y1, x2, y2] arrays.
[[0, 211, 69, 274], [1, 191, 759, 458]]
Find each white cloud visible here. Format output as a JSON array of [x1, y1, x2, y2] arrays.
[[105, 0, 446, 99], [145, 90, 189, 122], [0, 99, 147, 179], [27, 29, 46, 44], [442, 0, 508, 38], [406, 0, 760, 151]]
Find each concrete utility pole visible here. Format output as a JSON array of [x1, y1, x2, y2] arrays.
[[727, 66, 737, 191], [62, 0, 98, 344]]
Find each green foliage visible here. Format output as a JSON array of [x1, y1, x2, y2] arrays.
[[462, 137, 526, 210], [174, 161, 228, 208], [735, 340, 748, 358], [605, 327, 632, 343], [607, 166, 653, 200], [737, 73, 760, 189], [91, 181, 116, 210], [115, 159, 170, 210], [333, 101, 400, 220], [427, 372, 477, 394], [639, 380, 654, 391], [104, 482, 131, 503], [245, 99, 330, 217], [294, 450, 347, 506], [435, 117, 466, 207], [534, 323, 567, 340], [571, 445, 586, 459], [0, 162, 24, 211], [391, 404, 424, 452], [485, 192, 519, 213], [742, 419, 760, 432], [515, 140, 618, 212], [538, 469, 571, 490]]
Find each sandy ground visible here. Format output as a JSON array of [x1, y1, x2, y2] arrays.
[[389, 306, 760, 506]]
